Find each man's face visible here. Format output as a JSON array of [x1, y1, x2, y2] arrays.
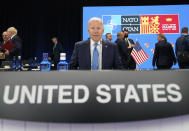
[[52, 39, 57, 44], [157, 35, 161, 42], [123, 31, 129, 37], [107, 34, 112, 41], [7, 31, 13, 37], [88, 20, 104, 42], [2, 32, 9, 41], [118, 32, 124, 39]]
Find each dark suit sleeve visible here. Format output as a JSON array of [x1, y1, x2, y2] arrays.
[[169, 44, 177, 64], [9, 36, 22, 56], [129, 39, 135, 44], [58, 43, 63, 53], [116, 39, 128, 58], [69, 43, 79, 70], [113, 44, 123, 69], [152, 44, 158, 67], [175, 39, 178, 57]]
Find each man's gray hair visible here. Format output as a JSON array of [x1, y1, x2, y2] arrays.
[[7, 27, 17, 35], [87, 17, 104, 29]]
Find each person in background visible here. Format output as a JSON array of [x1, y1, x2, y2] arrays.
[[175, 27, 189, 69], [105, 33, 112, 42], [6, 27, 22, 59], [115, 32, 128, 69], [153, 33, 176, 69], [0, 31, 9, 66], [0, 31, 10, 60], [0, 31, 10, 52], [69, 17, 122, 70], [49, 37, 63, 69], [122, 29, 136, 70], [1, 31, 10, 44]]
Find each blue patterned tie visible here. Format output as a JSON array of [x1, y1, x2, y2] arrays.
[[92, 43, 99, 70]]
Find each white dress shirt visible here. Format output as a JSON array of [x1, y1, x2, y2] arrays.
[[125, 37, 132, 48], [90, 39, 102, 70], [10, 34, 16, 40]]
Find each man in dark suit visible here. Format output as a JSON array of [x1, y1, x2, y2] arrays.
[[175, 27, 189, 69], [153, 34, 176, 69], [49, 37, 63, 69], [122, 29, 136, 70], [6, 27, 22, 59], [115, 32, 128, 69], [0, 31, 10, 62], [69, 17, 122, 70], [105, 33, 112, 42]]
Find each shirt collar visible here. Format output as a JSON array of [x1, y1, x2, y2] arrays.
[[90, 38, 102, 46], [11, 34, 16, 39]]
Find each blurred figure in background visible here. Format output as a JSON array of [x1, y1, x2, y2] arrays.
[[0, 31, 10, 52], [153, 34, 176, 69], [115, 32, 128, 69], [105, 33, 112, 42], [175, 27, 189, 69], [1, 31, 10, 44], [0, 31, 10, 61], [6, 27, 22, 59], [49, 37, 63, 69], [122, 29, 136, 70], [0, 31, 10, 66]]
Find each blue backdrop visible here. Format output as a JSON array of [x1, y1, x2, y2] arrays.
[[83, 5, 189, 69]]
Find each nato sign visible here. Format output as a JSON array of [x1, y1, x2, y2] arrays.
[[103, 14, 179, 34]]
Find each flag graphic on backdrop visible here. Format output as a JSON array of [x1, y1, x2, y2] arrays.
[[103, 14, 179, 35], [131, 40, 149, 65]]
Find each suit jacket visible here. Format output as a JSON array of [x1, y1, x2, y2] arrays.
[[125, 39, 136, 70], [50, 42, 63, 63], [69, 39, 122, 70], [115, 38, 136, 69], [153, 40, 176, 67], [9, 35, 22, 58], [115, 38, 128, 68], [175, 35, 189, 57]]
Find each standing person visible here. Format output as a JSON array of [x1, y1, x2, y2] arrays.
[[122, 29, 136, 70], [115, 32, 128, 69], [0, 31, 10, 60], [69, 17, 122, 70], [6, 27, 22, 59], [1, 31, 10, 44], [0, 31, 10, 52], [105, 33, 112, 42], [175, 27, 189, 69], [0, 31, 10, 66], [49, 37, 63, 69], [153, 34, 176, 69]]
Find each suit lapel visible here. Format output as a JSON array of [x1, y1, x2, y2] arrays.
[[102, 40, 108, 69], [85, 39, 91, 69]]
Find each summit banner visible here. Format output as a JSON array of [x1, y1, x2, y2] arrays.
[[140, 15, 179, 34], [103, 14, 179, 34]]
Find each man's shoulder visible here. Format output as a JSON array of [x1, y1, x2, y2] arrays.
[[103, 39, 117, 47], [75, 39, 90, 47], [115, 38, 124, 43], [57, 41, 63, 46], [12, 35, 20, 39], [155, 42, 160, 47], [11, 35, 21, 42]]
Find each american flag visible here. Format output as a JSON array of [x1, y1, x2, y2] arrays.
[[131, 40, 149, 65]]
